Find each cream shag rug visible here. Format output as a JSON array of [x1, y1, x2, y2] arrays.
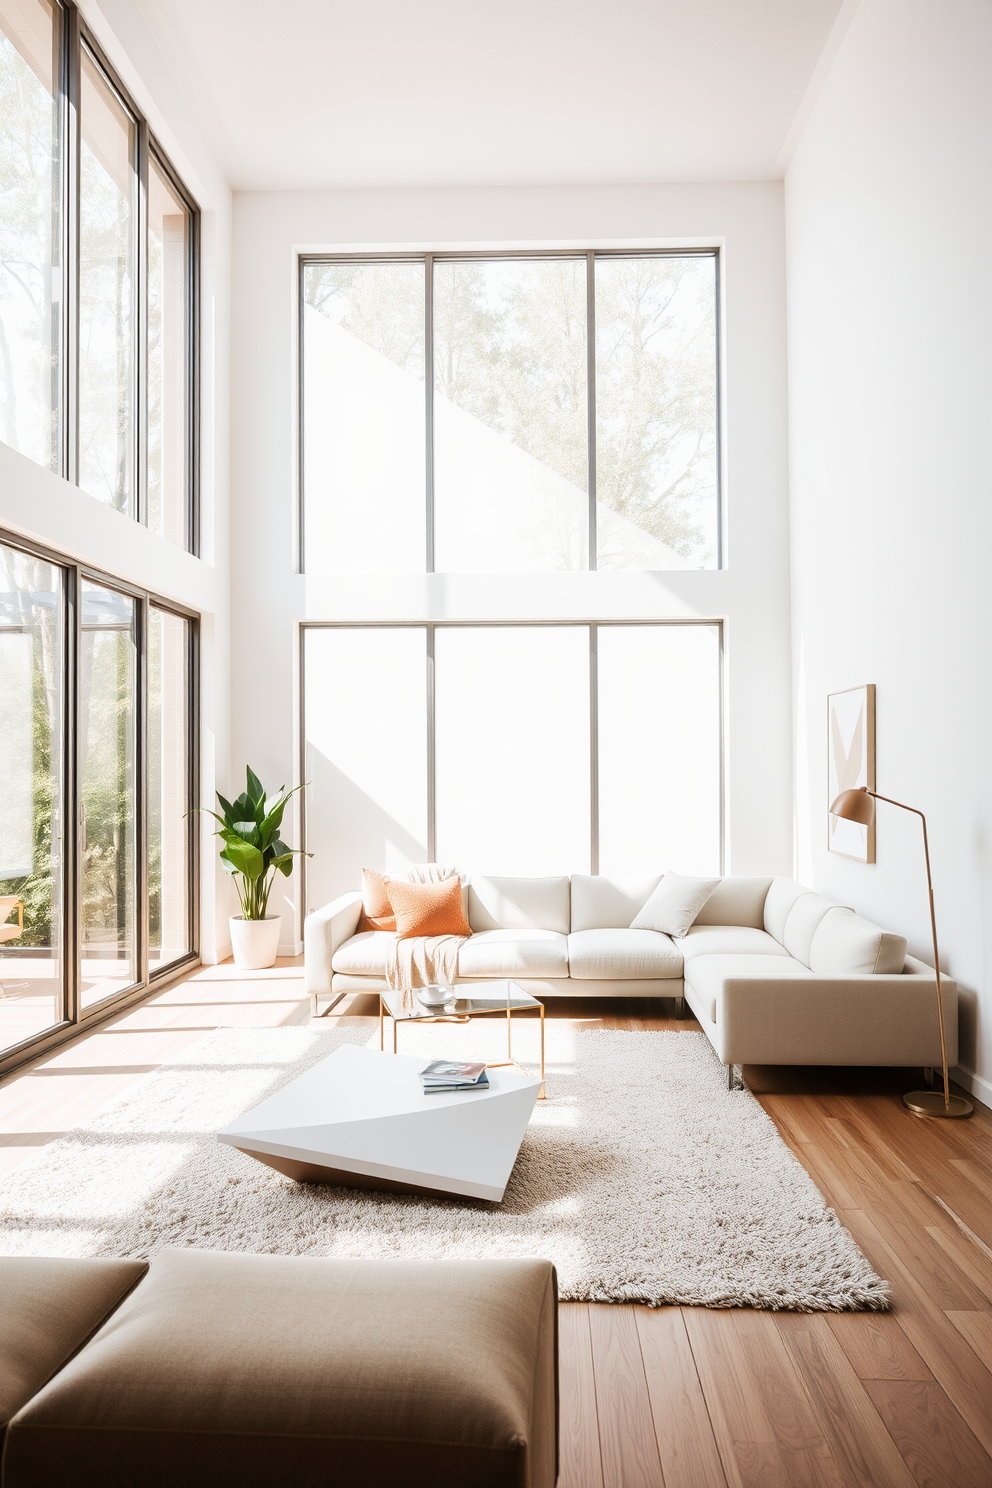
[[0, 1023, 888, 1310]]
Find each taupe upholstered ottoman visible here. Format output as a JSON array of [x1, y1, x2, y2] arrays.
[[3, 1249, 559, 1488], [0, 1256, 147, 1452]]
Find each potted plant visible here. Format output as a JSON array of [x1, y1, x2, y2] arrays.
[[207, 767, 309, 970]]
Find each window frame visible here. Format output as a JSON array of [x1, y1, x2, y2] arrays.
[[298, 248, 723, 575], [0, 0, 200, 550], [0, 524, 200, 1078], [298, 617, 724, 919]]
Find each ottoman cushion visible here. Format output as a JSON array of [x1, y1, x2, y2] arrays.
[[4, 1248, 558, 1488], [0, 1256, 146, 1448]]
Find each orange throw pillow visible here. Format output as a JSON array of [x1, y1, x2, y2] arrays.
[[359, 868, 396, 933], [387, 877, 472, 939]]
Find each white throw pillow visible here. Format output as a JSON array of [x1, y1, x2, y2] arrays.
[[630, 873, 721, 937]]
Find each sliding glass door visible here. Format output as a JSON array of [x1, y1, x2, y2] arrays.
[[0, 531, 197, 1071], [0, 542, 65, 1051], [79, 580, 137, 1006], [148, 606, 192, 971]]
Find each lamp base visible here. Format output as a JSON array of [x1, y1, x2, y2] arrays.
[[903, 1089, 973, 1119]]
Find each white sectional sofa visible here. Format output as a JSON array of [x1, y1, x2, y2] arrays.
[[304, 873, 957, 1083]]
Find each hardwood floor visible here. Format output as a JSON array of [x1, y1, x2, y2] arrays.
[[1, 970, 990, 1487]]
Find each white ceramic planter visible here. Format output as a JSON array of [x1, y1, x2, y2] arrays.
[[230, 915, 281, 970]]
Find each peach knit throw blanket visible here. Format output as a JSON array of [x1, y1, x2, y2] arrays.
[[384, 864, 466, 990]]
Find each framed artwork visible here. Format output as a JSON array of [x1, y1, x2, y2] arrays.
[[828, 684, 875, 862]]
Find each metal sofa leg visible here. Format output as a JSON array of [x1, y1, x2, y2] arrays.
[[727, 1063, 742, 1092], [676, 996, 686, 1020]]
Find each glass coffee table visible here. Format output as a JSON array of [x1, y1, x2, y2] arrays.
[[379, 980, 546, 1098]]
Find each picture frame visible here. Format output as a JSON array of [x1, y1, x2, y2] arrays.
[[827, 684, 876, 862]]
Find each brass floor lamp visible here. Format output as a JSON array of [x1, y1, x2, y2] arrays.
[[829, 787, 973, 1119]]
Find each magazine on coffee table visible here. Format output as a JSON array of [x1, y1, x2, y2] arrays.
[[419, 1059, 490, 1094]]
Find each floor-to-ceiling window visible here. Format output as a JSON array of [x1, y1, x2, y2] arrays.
[[0, 531, 197, 1071], [0, 0, 199, 550], [302, 622, 722, 907], [299, 249, 724, 913]]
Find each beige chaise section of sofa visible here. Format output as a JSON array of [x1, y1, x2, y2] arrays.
[[304, 872, 957, 1082], [1, 1250, 558, 1488], [683, 876, 957, 1080]]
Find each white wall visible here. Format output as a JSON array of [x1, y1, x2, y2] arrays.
[[786, 0, 992, 1097], [0, 0, 234, 962], [231, 182, 794, 948]]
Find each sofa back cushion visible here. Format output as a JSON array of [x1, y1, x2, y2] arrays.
[[783, 892, 838, 966], [763, 877, 809, 943], [630, 873, 721, 937], [570, 874, 662, 932], [809, 907, 907, 974], [693, 877, 773, 929], [468, 875, 571, 934], [0, 1256, 146, 1446]]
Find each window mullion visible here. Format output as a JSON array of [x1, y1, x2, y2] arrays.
[[63, 2, 80, 485], [136, 121, 149, 526], [66, 562, 80, 1023], [586, 249, 597, 573], [136, 594, 149, 986], [589, 623, 599, 874], [427, 623, 436, 860], [425, 254, 435, 574]]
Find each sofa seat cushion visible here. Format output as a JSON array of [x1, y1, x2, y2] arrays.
[[458, 929, 569, 978], [679, 926, 792, 962], [0, 1256, 147, 1448], [566, 928, 682, 980], [3, 1249, 558, 1488], [685, 953, 812, 1022], [331, 930, 398, 977]]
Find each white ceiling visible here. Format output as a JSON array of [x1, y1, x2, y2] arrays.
[[134, 0, 844, 191]]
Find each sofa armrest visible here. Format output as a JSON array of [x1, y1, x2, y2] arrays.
[[303, 892, 363, 997], [717, 969, 957, 1068]]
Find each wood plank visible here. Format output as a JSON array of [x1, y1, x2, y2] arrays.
[[864, 1379, 992, 1488], [682, 1308, 791, 1488], [558, 1303, 605, 1488], [839, 1208, 992, 1458], [945, 1311, 992, 1375], [635, 1306, 727, 1488], [924, 1226, 992, 1307], [802, 1132, 990, 1314], [586, 1303, 663, 1488], [824, 1311, 933, 1382], [773, 1313, 917, 1487], [729, 1310, 847, 1488]]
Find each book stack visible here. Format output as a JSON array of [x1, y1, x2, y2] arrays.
[[419, 1059, 490, 1094]]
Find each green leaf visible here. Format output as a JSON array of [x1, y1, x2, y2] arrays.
[[218, 854, 239, 877], [231, 820, 260, 844], [215, 792, 237, 822], [220, 841, 265, 880], [232, 792, 254, 822], [245, 766, 265, 805]]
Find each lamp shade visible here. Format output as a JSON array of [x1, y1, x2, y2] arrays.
[[829, 787, 875, 825]]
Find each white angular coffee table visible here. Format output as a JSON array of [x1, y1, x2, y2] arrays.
[[217, 1043, 542, 1202]]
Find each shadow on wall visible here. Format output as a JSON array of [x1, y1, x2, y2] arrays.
[[304, 752, 427, 912]]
